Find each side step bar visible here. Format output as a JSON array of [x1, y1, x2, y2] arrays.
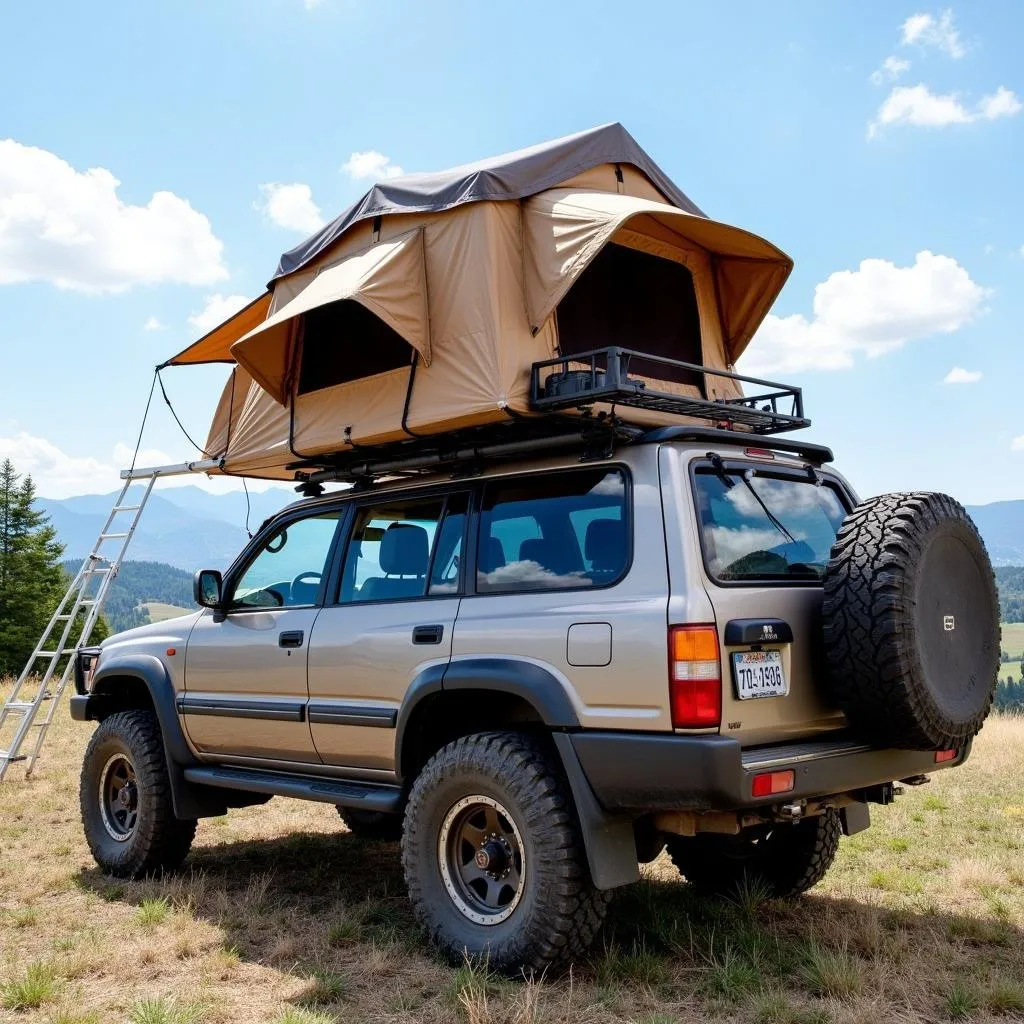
[[183, 766, 402, 813]]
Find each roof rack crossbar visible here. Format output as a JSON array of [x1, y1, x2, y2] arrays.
[[530, 347, 810, 435]]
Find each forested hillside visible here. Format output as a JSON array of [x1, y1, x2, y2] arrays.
[[996, 566, 1024, 623], [62, 559, 193, 632]]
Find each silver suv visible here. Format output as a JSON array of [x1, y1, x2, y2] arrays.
[[72, 426, 999, 973]]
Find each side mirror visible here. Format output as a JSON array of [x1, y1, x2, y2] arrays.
[[194, 569, 223, 609]]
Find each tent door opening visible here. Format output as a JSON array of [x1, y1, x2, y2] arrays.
[[554, 242, 705, 395]]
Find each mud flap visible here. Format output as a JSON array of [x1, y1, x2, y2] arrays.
[[840, 802, 871, 836], [552, 733, 640, 890]]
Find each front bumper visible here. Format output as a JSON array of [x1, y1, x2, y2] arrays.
[[569, 731, 968, 813]]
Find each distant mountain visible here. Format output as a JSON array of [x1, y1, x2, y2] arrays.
[[38, 485, 296, 572], [36, 485, 1023, 573], [966, 502, 1024, 567]]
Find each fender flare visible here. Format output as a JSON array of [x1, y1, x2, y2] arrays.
[[395, 658, 639, 891], [78, 655, 228, 820]]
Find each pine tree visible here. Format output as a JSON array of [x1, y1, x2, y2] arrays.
[[0, 460, 74, 677]]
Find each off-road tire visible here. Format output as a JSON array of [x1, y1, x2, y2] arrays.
[[401, 731, 609, 974], [336, 806, 403, 841], [823, 492, 999, 750], [666, 810, 841, 898], [79, 710, 197, 878]]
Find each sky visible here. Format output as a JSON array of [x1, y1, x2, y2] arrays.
[[0, 1, 1022, 503]]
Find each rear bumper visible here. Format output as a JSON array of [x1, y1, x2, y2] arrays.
[[568, 731, 968, 813]]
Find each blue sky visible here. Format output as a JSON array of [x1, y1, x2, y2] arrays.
[[1, 1, 1021, 502]]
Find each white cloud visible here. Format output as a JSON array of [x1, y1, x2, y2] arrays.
[[0, 139, 227, 293], [901, 9, 966, 58], [341, 151, 404, 181], [0, 431, 292, 498], [943, 366, 982, 384], [143, 316, 165, 331], [740, 251, 988, 376], [869, 84, 1021, 135], [977, 86, 1023, 120], [256, 182, 323, 234], [188, 293, 250, 333], [870, 55, 912, 84], [1012, 435, 1024, 452]]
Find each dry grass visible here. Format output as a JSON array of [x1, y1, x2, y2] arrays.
[[3, 688, 1024, 1023]]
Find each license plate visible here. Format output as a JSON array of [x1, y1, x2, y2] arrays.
[[732, 650, 787, 699]]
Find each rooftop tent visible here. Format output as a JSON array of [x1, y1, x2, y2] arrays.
[[161, 124, 794, 480]]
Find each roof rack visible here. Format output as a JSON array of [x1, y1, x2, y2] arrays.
[[530, 347, 809, 435]]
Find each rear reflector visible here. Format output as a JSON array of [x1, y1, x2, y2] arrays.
[[752, 769, 795, 797], [744, 447, 776, 460], [934, 749, 957, 763], [669, 625, 721, 728]]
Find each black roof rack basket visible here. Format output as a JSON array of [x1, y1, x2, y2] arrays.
[[530, 347, 809, 435]]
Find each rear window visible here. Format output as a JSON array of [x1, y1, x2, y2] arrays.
[[692, 465, 849, 583], [477, 469, 629, 593]]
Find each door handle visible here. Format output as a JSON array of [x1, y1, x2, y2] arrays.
[[279, 630, 304, 649], [412, 624, 444, 645]]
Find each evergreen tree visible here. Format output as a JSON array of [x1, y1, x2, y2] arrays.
[[0, 460, 101, 677]]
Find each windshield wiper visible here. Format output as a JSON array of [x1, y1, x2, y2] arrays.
[[706, 453, 797, 547]]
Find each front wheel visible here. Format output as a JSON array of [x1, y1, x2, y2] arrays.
[[666, 810, 841, 898], [401, 732, 608, 974], [79, 710, 196, 878]]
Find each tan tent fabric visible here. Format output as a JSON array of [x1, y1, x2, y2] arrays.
[[522, 190, 791, 366], [231, 228, 431, 403], [164, 292, 272, 366]]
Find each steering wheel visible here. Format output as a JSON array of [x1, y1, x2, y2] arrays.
[[291, 571, 322, 594]]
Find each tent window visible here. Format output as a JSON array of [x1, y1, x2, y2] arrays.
[[297, 299, 412, 395], [555, 243, 704, 392]]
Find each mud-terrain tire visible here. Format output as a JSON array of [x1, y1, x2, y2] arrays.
[[336, 806, 403, 841], [822, 492, 999, 751], [80, 711, 197, 878], [666, 810, 841, 898], [401, 731, 609, 975]]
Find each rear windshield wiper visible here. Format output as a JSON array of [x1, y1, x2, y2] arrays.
[[706, 453, 798, 548]]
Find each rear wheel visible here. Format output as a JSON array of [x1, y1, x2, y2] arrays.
[[336, 806, 403, 841], [401, 731, 608, 974], [79, 711, 196, 878], [666, 810, 841, 898]]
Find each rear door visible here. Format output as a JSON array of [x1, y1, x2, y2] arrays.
[[306, 491, 468, 771], [686, 456, 853, 746]]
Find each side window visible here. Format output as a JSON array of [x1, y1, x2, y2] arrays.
[[477, 470, 629, 593], [229, 511, 341, 610], [338, 493, 468, 603]]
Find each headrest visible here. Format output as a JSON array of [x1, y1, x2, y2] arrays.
[[480, 536, 506, 573], [379, 523, 429, 576], [519, 538, 554, 568], [585, 518, 626, 571]]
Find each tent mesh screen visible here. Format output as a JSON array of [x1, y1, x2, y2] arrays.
[[298, 299, 412, 394], [555, 243, 704, 393]]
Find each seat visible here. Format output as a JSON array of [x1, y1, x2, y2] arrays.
[[479, 537, 507, 573], [359, 523, 430, 600], [585, 518, 626, 579], [518, 537, 583, 578]]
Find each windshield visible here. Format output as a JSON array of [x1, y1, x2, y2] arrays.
[[693, 466, 849, 582]]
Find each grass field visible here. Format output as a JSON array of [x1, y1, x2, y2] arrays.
[[142, 602, 192, 623], [1001, 623, 1024, 659], [3, 697, 1024, 1024]]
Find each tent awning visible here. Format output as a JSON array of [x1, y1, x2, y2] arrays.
[[522, 190, 792, 365], [163, 292, 272, 367], [231, 227, 431, 403]]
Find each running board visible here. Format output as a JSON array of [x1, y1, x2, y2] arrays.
[[183, 766, 402, 812]]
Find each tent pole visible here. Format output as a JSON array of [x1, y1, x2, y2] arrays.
[[119, 458, 222, 481]]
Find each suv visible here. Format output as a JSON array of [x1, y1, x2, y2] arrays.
[[72, 427, 999, 973]]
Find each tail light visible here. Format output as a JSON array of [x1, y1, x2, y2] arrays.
[[752, 769, 795, 797], [669, 625, 722, 728]]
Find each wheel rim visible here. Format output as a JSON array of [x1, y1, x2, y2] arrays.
[[98, 753, 139, 841], [438, 795, 526, 925]]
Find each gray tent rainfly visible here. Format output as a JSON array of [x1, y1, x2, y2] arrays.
[[164, 124, 793, 481]]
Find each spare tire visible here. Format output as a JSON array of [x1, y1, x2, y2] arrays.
[[822, 492, 999, 750]]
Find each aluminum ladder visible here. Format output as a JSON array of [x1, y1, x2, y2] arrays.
[[0, 475, 160, 781]]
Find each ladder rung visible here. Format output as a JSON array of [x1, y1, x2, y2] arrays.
[[4, 701, 35, 712], [113, 505, 141, 512], [99, 532, 129, 540], [35, 651, 62, 658], [0, 752, 28, 763]]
